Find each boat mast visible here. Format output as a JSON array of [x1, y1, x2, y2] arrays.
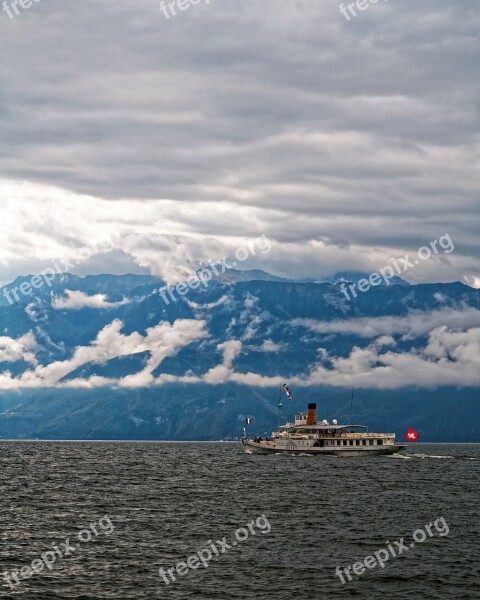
[[349, 387, 354, 425], [277, 384, 282, 428]]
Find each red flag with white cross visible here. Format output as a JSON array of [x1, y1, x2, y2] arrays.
[[404, 427, 420, 442]]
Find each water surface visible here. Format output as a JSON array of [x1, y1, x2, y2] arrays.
[[0, 442, 478, 599]]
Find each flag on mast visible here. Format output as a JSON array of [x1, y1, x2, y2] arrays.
[[282, 383, 293, 401], [245, 417, 253, 425]]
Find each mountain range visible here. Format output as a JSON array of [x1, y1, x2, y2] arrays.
[[0, 270, 479, 441]]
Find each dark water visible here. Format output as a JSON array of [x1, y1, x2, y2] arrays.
[[0, 442, 478, 599]]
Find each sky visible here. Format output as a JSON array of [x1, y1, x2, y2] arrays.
[[0, 0, 479, 287]]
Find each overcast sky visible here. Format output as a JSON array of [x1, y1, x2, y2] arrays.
[[1, 0, 479, 286]]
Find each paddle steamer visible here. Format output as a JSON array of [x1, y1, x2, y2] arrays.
[[242, 403, 406, 456]]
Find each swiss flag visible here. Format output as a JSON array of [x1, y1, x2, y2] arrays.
[[404, 427, 420, 442]]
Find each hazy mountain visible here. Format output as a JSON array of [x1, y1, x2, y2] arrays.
[[316, 270, 409, 287], [208, 268, 289, 284]]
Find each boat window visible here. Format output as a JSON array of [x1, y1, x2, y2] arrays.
[[369, 440, 374, 445], [377, 439, 383, 445]]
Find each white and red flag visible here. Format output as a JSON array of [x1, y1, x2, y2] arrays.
[[282, 383, 293, 401], [404, 427, 420, 442], [245, 417, 253, 425]]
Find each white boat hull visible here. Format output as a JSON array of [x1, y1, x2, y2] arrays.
[[242, 438, 406, 456]]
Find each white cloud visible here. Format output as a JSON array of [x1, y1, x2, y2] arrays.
[[1, 317, 479, 391], [465, 276, 480, 289], [119, 318, 207, 387], [0, 331, 37, 366], [203, 340, 243, 384], [293, 307, 480, 339], [258, 339, 283, 352], [0, 180, 477, 287], [187, 295, 230, 310], [0, 318, 208, 389], [230, 371, 283, 387], [298, 327, 480, 389], [52, 290, 130, 310]]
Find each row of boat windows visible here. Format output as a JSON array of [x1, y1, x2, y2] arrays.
[[326, 439, 384, 446], [289, 439, 386, 446]]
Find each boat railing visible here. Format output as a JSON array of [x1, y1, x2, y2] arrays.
[[335, 432, 395, 438], [276, 432, 394, 439]]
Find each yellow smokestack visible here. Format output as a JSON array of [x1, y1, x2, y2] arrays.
[[306, 403, 316, 425]]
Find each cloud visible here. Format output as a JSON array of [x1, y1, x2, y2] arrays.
[[1, 311, 479, 390], [119, 318, 207, 387], [230, 371, 283, 387], [187, 295, 230, 310], [0, 332, 37, 366], [0, 0, 478, 286], [293, 307, 480, 339], [298, 326, 480, 389], [258, 340, 283, 352], [465, 276, 480, 289], [52, 290, 130, 310], [0, 318, 208, 389], [151, 309, 480, 389], [203, 340, 242, 384]]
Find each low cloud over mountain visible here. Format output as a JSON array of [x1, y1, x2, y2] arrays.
[[1, 273, 479, 391]]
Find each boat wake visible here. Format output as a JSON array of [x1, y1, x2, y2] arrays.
[[411, 453, 454, 459], [391, 453, 477, 461], [391, 453, 455, 460]]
